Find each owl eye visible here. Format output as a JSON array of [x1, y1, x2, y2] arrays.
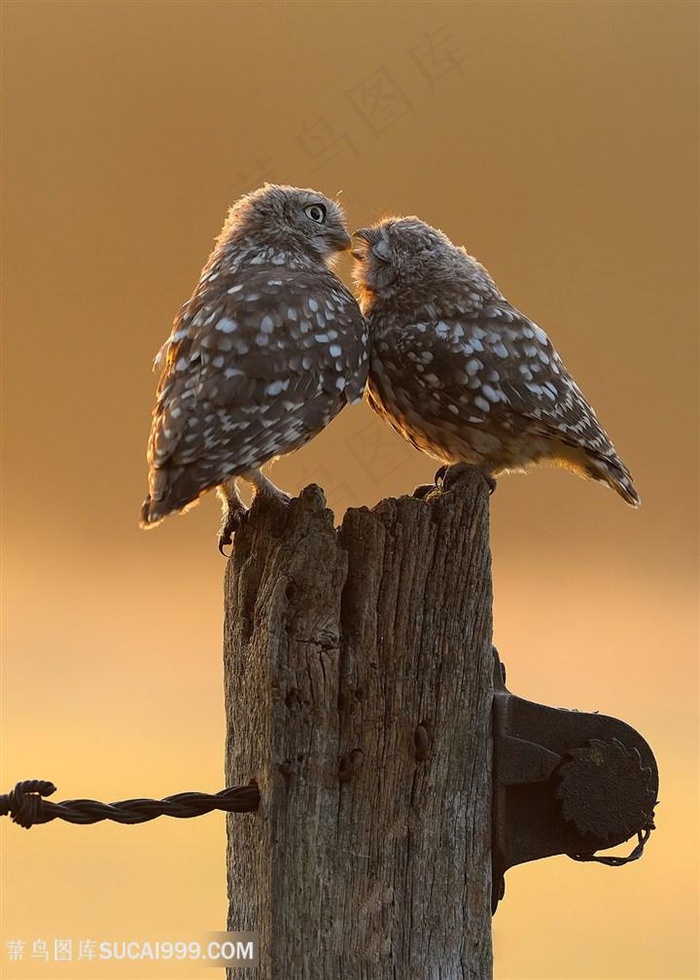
[[304, 204, 326, 224]]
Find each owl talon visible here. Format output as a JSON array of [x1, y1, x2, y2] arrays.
[[441, 462, 474, 492], [217, 519, 243, 557], [413, 483, 436, 499], [218, 536, 233, 558], [434, 465, 448, 487], [217, 501, 248, 556], [440, 462, 496, 495]]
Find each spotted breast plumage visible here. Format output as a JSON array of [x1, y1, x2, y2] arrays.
[[140, 184, 369, 549], [352, 217, 640, 506]]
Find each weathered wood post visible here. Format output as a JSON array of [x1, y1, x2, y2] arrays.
[[224, 472, 493, 979]]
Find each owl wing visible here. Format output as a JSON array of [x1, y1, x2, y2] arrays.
[[470, 305, 617, 460], [147, 266, 367, 482], [408, 305, 618, 463]]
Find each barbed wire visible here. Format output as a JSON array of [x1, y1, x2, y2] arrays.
[[0, 780, 260, 829]]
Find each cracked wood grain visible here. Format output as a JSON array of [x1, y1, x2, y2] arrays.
[[224, 473, 493, 979]]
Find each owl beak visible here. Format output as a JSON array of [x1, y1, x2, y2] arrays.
[[353, 228, 390, 262], [326, 227, 352, 251]]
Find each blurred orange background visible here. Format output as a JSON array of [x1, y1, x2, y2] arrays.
[[2, 2, 697, 978]]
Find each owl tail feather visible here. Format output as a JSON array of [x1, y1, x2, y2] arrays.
[[139, 464, 216, 529], [139, 495, 165, 529], [593, 456, 641, 508], [139, 491, 205, 529]]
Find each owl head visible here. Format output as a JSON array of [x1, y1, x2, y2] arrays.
[[219, 183, 351, 263], [351, 216, 498, 311]]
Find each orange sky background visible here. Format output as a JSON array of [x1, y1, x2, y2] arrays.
[[1, 2, 698, 978]]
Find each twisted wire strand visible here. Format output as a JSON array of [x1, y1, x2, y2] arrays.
[[0, 780, 260, 829], [568, 823, 655, 867]]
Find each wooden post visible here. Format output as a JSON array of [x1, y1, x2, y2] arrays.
[[224, 474, 494, 979]]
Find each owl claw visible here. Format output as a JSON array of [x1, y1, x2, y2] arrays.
[[413, 464, 449, 498], [217, 502, 249, 557], [413, 483, 436, 499], [440, 462, 497, 496], [218, 532, 233, 557], [434, 465, 448, 487]]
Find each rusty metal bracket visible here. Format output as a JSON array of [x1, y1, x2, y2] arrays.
[[492, 648, 658, 913]]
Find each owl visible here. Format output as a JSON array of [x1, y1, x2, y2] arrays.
[[352, 217, 640, 506], [140, 184, 369, 551]]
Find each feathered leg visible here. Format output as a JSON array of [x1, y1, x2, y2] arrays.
[[241, 468, 292, 507], [217, 469, 292, 554]]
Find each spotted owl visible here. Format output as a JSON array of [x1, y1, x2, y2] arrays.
[[352, 217, 640, 506], [140, 184, 369, 550]]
